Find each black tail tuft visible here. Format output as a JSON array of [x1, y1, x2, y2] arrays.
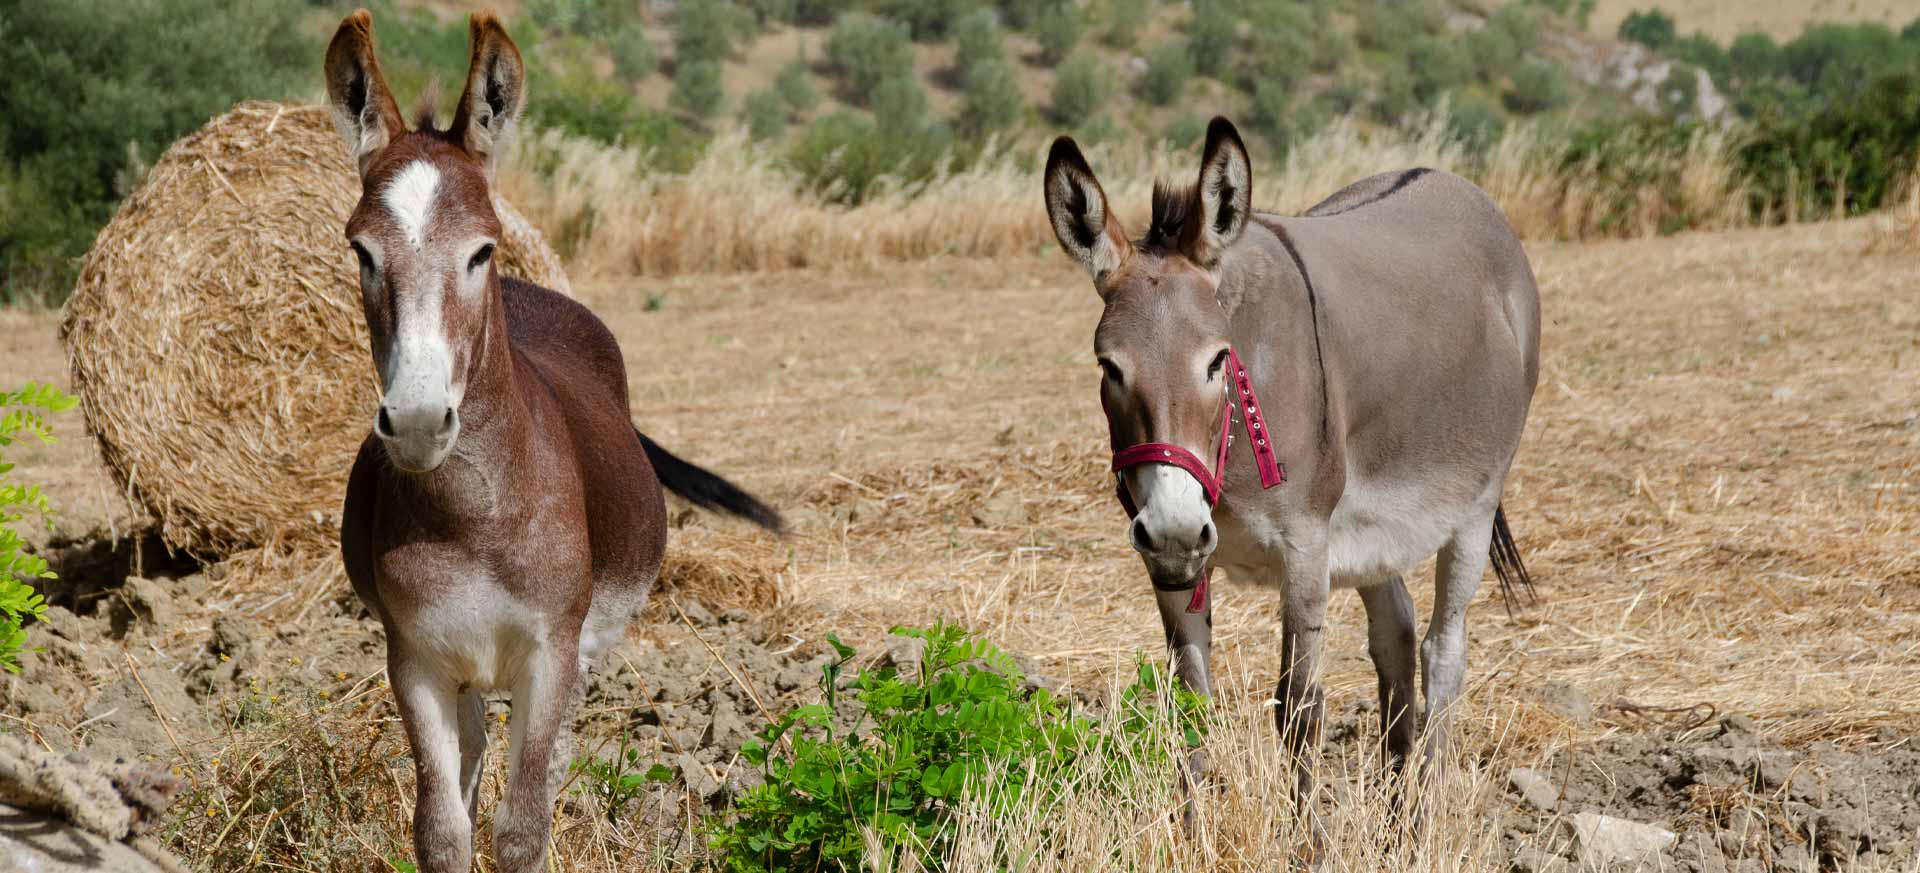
[[1488, 503, 1535, 617], [637, 428, 785, 534]]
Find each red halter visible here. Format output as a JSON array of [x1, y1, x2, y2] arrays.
[[1104, 348, 1286, 613]]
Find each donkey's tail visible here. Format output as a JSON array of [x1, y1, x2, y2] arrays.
[[1489, 503, 1535, 616], [636, 428, 785, 533]]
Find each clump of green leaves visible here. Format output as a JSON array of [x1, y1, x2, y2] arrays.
[[1, 383, 77, 674], [705, 624, 1209, 872], [571, 731, 674, 823]]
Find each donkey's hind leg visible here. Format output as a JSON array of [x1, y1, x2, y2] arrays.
[[496, 641, 583, 873], [1357, 575, 1417, 771], [390, 656, 473, 873], [1421, 515, 1495, 764], [457, 690, 488, 830]]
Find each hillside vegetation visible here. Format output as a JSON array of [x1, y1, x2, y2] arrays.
[[4, 0, 1920, 302]]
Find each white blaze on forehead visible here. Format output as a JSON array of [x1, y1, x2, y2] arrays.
[[382, 160, 441, 249]]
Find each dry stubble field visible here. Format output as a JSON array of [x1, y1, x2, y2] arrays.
[[3, 215, 1917, 870]]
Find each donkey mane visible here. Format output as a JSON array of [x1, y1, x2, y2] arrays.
[[1141, 179, 1195, 254], [411, 84, 441, 134]]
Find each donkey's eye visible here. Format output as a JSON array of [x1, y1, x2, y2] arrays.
[[1097, 358, 1123, 385], [468, 243, 496, 273], [1207, 349, 1230, 381], [350, 241, 375, 275]]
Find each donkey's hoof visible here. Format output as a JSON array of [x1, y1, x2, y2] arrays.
[[492, 826, 549, 873]]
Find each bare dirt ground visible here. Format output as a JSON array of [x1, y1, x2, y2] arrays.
[[1587, 0, 1917, 41], [2, 215, 1917, 870]]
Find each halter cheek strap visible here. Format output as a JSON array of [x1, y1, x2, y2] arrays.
[[1105, 348, 1286, 613]]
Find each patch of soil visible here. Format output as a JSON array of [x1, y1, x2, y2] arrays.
[[1498, 716, 1920, 872]]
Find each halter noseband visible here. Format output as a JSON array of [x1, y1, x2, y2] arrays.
[[1105, 347, 1286, 613]]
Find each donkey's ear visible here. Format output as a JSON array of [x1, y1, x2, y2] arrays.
[[1044, 137, 1132, 291], [1181, 117, 1253, 270], [324, 10, 406, 179], [448, 13, 527, 180]]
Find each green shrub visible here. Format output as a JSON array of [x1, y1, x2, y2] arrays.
[[676, 0, 745, 65], [956, 59, 1024, 138], [1103, 0, 1148, 50], [1238, 0, 1318, 90], [1738, 69, 1920, 220], [704, 625, 1208, 872], [742, 88, 790, 140], [1471, 5, 1538, 83], [1, 383, 76, 674], [825, 12, 916, 104], [526, 0, 624, 35], [742, 0, 799, 25], [1370, 59, 1420, 125], [1049, 52, 1110, 127], [1187, 0, 1238, 77], [610, 22, 658, 80], [775, 59, 821, 114], [1729, 32, 1784, 83], [1504, 60, 1570, 114], [872, 76, 932, 136], [1139, 41, 1194, 106], [1446, 92, 1506, 148], [1408, 34, 1473, 104], [870, 0, 973, 39], [1619, 8, 1676, 50], [951, 7, 1006, 77], [787, 113, 964, 204], [1659, 62, 1702, 115], [535, 64, 696, 161], [1355, 0, 1444, 52], [1032, 1, 1082, 65], [1160, 114, 1209, 149], [671, 60, 729, 122], [0, 0, 305, 305]]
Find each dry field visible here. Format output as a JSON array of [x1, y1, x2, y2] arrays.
[[1588, 0, 1918, 41], [3, 214, 1918, 870]]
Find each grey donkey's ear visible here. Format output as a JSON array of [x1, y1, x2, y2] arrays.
[[324, 9, 407, 180], [448, 12, 527, 181], [1044, 136, 1132, 292], [1181, 117, 1253, 270]]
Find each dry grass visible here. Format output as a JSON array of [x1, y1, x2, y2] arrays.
[[498, 112, 1752, 283], [60, 101, 570, 556]]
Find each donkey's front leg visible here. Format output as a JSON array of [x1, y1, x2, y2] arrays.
[[1275, 546, 1329, 805], [1155, 583, 1214, 696], [496, 638, 583, 873], [1156, 580, 1214, 828], [390, 652, 473, 873]]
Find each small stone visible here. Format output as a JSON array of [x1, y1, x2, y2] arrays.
[[882, 635, 928, 677], [970, 491, 1027, 528], [674, 752, 722, 802], [1510, 846, 1566, 873], [1570, 813, 1677, 867], [111, 576, 177, 637], [1508, 767, 1562, 811], [1720, 713, 1758, 735], [1540, 681, 1594, 725], [1815, 807, 1869, 860], [1674, 832, 1729, 873], [678, 598, 717, 627]]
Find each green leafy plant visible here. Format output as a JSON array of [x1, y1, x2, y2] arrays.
[[1031, 1, 1082, 66], [1049, 51, 1110, 127], [1, 382, 77, 674], [571, 732, 674, 824], [824, 12, 915, 105], [705, 624, 1210, 872]]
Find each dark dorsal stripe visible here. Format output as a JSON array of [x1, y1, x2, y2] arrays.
[[1256, 217, 1331, 444], [1302, 167, 1433, 218]]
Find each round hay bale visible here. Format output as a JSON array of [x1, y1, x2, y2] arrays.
[[61, 101, 571, 556]]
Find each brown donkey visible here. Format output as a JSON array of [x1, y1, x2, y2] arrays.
[[1044, 119, 1538, 815], [327, 12, 780, 871]]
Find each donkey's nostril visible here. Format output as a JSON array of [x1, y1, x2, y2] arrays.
[[1197, 521, 1216, 551], [1131, 519, 1157, 553], [439, 407, 456, 435], [375, 406, 395, 438]]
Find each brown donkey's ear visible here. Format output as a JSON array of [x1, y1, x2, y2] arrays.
[[448, 13, 527, 181], [1044, 137, 1132, 291], [324, 9, 406, 180], [1180, 117, 1253, 270]]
